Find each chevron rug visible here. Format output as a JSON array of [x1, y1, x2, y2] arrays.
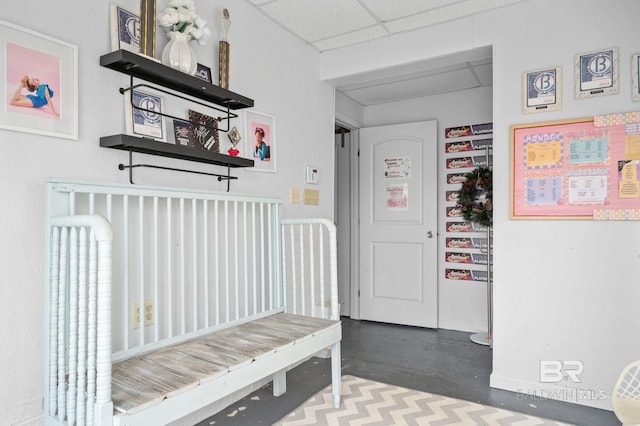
[[273, 375, 573, 425]]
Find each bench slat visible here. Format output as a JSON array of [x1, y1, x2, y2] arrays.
[[112, 313, 339, 415]]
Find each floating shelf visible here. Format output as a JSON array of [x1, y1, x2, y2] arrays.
[[100, 134, 254, 168], [100, 49, 254, 110]]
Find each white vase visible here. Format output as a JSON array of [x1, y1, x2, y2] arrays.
[[161, 31, 197, 75]]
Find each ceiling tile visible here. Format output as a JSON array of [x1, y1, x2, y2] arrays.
[[385, 0, 524, 33], [313, 25, 388, 52], [262, 0, 377, 42], [359, 0, 461, 22]]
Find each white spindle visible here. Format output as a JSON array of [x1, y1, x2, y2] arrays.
[[192, 198, 198, 330], [233, 201, 240, 317], [260, 203, 267, 311], [214, 200, 220, 325], [224, 201, 230, 321], [49, 227, 60, 416], [153, 197, 159, 342], [180, 198, 186, 334], [77, 227, 88, 425], [139, 195, 145, 346], [242, 202, 249, 315], [203, 200, 210, 327], [57, 227, 68, 420], [87, 230, 97, 426], [319, 225, 326, 319], [309, 224, 316, 317], [167, 198, 174, 337], [67, 227, 79, 423], [123, 195, 130, 349]]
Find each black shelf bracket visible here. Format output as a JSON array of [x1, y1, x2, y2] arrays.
[[121, 74, 235, 132], [120, 148, 237, 192]]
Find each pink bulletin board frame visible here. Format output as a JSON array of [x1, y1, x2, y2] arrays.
[[511, 116, 640, 220]]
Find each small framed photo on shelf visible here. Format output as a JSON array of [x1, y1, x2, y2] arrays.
[[244, 110, 276, 172], [633, 53, 640, 101], [574, 47, 618, 99], [188, 109, 219, 151], [522, 67, 561, 113], [109, 3, 140, 52], [194, 63, 212, 83], [124, 88, 166, 141], [172, 119, 191, 147], [0, 19, 78, 139]]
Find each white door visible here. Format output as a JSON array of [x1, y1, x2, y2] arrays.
[[359, 121, 438, 328]]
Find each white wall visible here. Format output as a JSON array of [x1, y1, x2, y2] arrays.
[[0, 1, 335, 423], [326, 0, 640, 411]]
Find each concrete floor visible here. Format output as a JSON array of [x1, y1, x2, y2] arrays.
[[199, 318, 620, 426]]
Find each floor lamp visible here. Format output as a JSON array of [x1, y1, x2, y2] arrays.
[[471, 147, 492, 347], [470, 224, 492, 346]]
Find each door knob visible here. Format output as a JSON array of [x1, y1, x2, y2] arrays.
[[427, 231, 433, 238]]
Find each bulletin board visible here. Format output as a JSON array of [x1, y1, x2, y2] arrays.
[[511, 112, 640, 219]]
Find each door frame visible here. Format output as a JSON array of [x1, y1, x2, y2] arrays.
[[335, 114, 361, 319]]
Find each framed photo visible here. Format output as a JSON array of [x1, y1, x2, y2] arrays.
[[574, 47, 619, 99], [188, 109, 219, 151], [110, 3, 140, 53], [244, 110, 276, 172], [0, 20, 78, 139], [172, 119, 191, 147], [522, 67, 561, 113], [124, 88, 166, 141], [632, 53, 640, 101], [194, 63, 212, 83]]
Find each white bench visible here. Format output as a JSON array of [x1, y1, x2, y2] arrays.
[[45, 180, 341, 426]]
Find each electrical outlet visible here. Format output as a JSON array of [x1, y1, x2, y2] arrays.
[[131, 300, 154, 329], [132, 301, 141, 330], [143, 301, 154, 326]]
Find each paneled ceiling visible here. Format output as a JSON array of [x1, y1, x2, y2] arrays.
[[246, 0, 528, 106]]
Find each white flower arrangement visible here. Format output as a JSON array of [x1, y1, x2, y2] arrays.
[[158, 0, 211, 46]]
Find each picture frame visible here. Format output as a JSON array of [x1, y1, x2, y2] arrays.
[[244, 110, 276, 172], [0, 20, 78, 139], [188, 109, 219, 152], [522, 67, 562, 113], [194, 63, 212, 83], [632, 53, 640, 101], [574, 47, 619, 99], [124, 88, 166, 141], [110, 3, 140, 53]]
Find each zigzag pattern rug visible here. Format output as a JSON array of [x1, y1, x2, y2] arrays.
[[273, 375, 573, 425]]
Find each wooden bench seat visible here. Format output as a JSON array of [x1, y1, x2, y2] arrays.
[[112, 313, 340, 416]]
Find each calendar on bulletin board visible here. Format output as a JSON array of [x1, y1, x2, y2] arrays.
[[511, 112, 640, 220]]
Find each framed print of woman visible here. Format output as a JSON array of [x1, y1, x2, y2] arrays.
[[244, 110, 276, 172]]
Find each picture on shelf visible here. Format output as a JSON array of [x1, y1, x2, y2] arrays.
[[124, 88, 166, 141], [172, 119, 191, 146], [188, 109, 219, 152], [109, 3, 140, 53], [195, 63, 212, 83]]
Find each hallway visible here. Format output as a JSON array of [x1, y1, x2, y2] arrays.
[[200, 318, 619, 425]]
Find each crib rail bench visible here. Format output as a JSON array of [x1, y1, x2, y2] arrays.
[[111, 312, 340, 424], [45, 180, 341, 426]]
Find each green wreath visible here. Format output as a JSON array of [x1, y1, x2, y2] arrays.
[[456, 166, 493, 227]]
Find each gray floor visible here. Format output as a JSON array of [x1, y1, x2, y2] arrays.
[[199, 318, 620, 426]]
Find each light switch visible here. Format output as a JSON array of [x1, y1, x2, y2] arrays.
[[303, 189, 320, 205], [290, 187, 301, 204]]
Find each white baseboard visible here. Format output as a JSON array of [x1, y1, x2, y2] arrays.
[[490, 373, 612, 411]]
